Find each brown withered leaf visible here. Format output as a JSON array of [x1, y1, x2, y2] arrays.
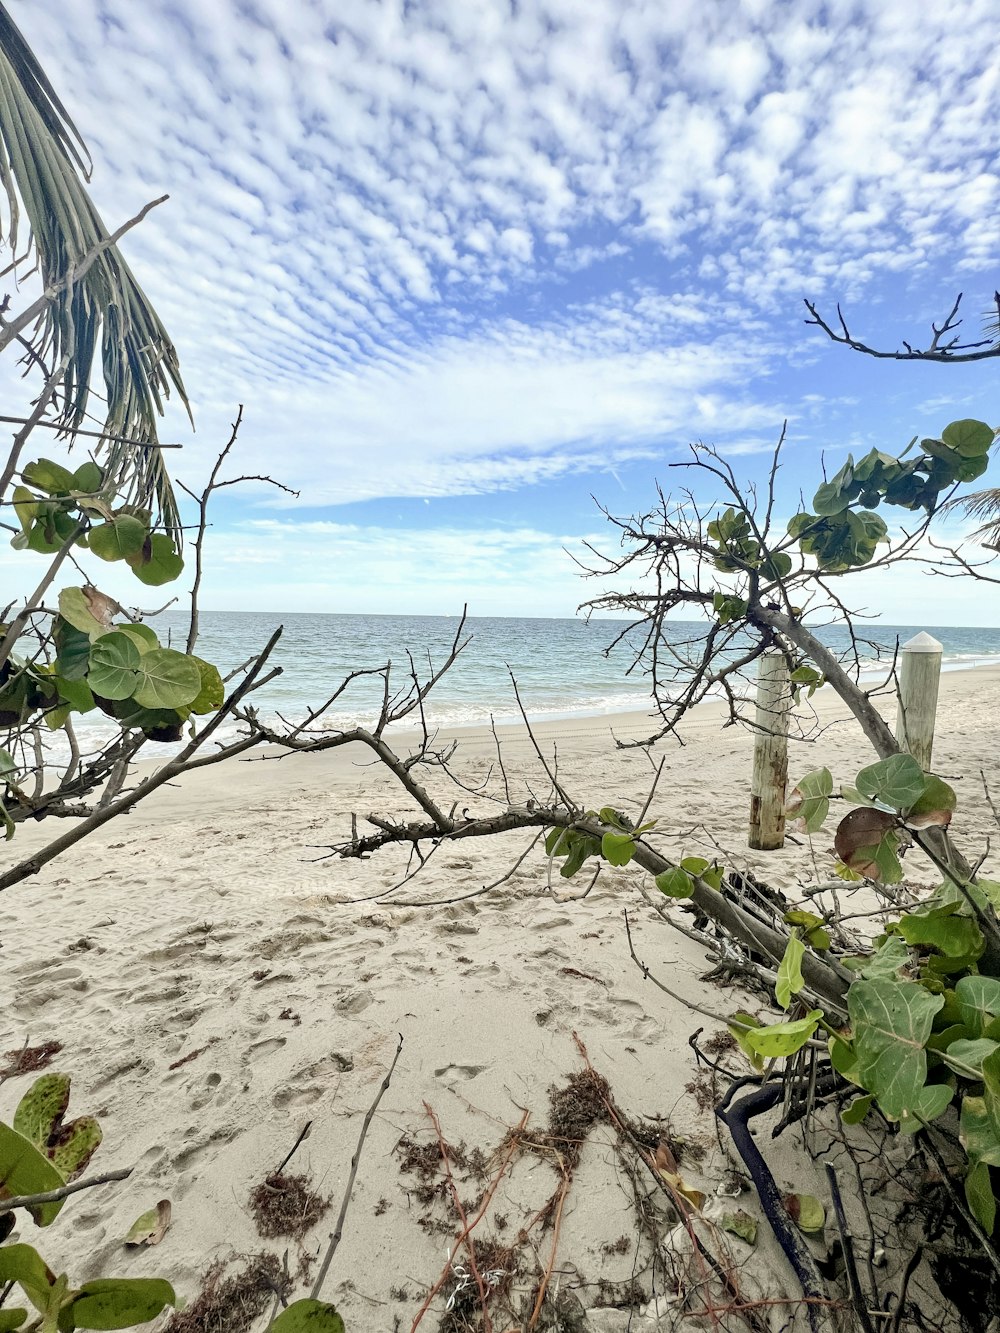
[[124, 1198, 172, 1247], [834, 807, 896, 876]]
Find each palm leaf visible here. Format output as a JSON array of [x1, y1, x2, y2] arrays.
[[0, 3, 188, 536], [942, 487, 1000, 549]]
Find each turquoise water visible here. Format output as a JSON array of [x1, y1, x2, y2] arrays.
[[141, 611, 1000, 735]]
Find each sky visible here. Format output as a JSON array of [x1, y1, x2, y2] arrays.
[[7, 0, 1000, 622]]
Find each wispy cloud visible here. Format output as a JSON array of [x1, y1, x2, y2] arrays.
[[14, 0, 998, 510]]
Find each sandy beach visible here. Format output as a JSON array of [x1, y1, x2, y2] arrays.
[[3, 665, 1000, 1331]]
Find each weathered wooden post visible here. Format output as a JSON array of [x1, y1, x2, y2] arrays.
[[748, 649, 791, 850], [895, 631, 943, 771]]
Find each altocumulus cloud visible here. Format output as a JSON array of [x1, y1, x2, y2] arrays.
[[12, 0, 1000, 508]]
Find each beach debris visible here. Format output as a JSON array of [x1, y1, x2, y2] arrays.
[[247, 1170, 330, 1240], [720, 1209, 758, 1245], [124, 1198, 171, 1247], [0, 1039, 63, 1081], [165, 1255, 291, 1333]]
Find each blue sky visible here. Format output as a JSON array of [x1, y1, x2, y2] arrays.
[[10, 0, 1000, 622]]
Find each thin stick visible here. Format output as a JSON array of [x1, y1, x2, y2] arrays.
[[0, 1165, 132, 1213], [311, 1033, 403, 1300], [275, 1121, 313, 1176]]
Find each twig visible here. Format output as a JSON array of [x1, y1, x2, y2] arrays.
[[0, 1165, 132, 1213], [311, 1033, 404, 1300], [275, 1122, 313, 1176]]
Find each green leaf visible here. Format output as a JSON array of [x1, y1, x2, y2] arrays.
[[720, 1210, 757, 1245], [896, 910, 983, 963], [0, 1311, 29, 1331], [776, 932, 805, 1010], [270, 1300, 345, 1333], [848, 980, 943, 1120], [53, 616, 92, 680], [88, 632, 142, 701], [842, 1094, 875, 1125], [67, 1279, 175, 1330], [0, 1122, 66, 1225], [941, 1038, 1000, 1079], [786, 767, 832, 833], [965, 1161, 996, 1235], [601, 832, 635, 866], [54, 675, 96, 713], [680, 856, 723, 890], [22, 458, 75, 495], [57, 588, 111, 640], [744, 1010, 823, 1060], [847, 935, 910, 980], [0, 1243, 56, 1311], [655, 867, 694, 899], [88, 516, 148, 563], [125, 533, 183, 586], [855, 754, 927, 811], [785, 1193, 825, 1234], [903, 774, 957, 827], [829, 1035, 861, 1085], [783, 910, 831, 951], [186, 658, 224, 714], [132, 649, 202, 710], [941, 418, 995, 457], [13, 1072, 70, 1147], [71, 461, 104, 493], [728, 1012, 765, 1071], [955, 976, 1000, 1039]]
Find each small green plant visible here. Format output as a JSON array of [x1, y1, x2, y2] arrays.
[[0, 1073, 176, 1331]]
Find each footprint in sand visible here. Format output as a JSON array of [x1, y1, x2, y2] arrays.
[[434, 1063, 488, 1084]]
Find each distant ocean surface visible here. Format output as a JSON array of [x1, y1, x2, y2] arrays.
[[131, 611, 1000, 738]]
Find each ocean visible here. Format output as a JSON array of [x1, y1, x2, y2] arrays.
[[140, 610, 1000, 737]]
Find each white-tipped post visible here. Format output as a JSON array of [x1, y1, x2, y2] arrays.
[[895, 632, 943, 771], [748, 650, 791, 850]]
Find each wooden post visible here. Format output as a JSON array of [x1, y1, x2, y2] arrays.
[[748, 650, 791, 850], [895, 631, 943, 771]]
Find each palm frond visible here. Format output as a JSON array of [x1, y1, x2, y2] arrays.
[[0, 3, 188, 536], [941, 486, 1000, 547]]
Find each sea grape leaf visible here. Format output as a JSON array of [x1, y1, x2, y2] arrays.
[[842, 1093, 875, 1125], [744, 1010, 823, 1060], [13, 1072, 70, 1147], [829, 1035, 862, 1085], [0, 1243, 56, 1310], [58, 587, 113, 640], [55, 675, 96, 714], [132, 649, 202, 710], [965, 1161, 996, 1235], [0, 1310, 28, 1331], [776, 932, 804, 1010], [849, 980, 943, 1120], [88, 516, 148, 563], [897, 1083, 953, 1135], [784, 1193, 825, 1234], [941, 1039, 1000, 1079], [941, 418, 994, 457], [783, 909, 831, 951], [785, 767, 832, 833], [904, 774, 957, 827], [0, 1122, 66, 1225], [270, 1300, 346, 1333], [834, 808, 901, 882], [855, 754, 926, 811], [53, 617, 92, 681], [956, 976, 1000, 1037], [188, 658, 224, 714], [728, 1012, 765, 1071], [22, 458, 74, 494], [655, 867, 694, 899], [48, 1114, 101, 1180], [680, 856, 723, 890], [67, 1278, 176, 1330], [895, 911, 983, 962], [601, 832, 635, 866], [88, 633, 142, 702], [124, 1199, 172, 1247], [71, 461, 104, 493], [125, 533, 183, 586]]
